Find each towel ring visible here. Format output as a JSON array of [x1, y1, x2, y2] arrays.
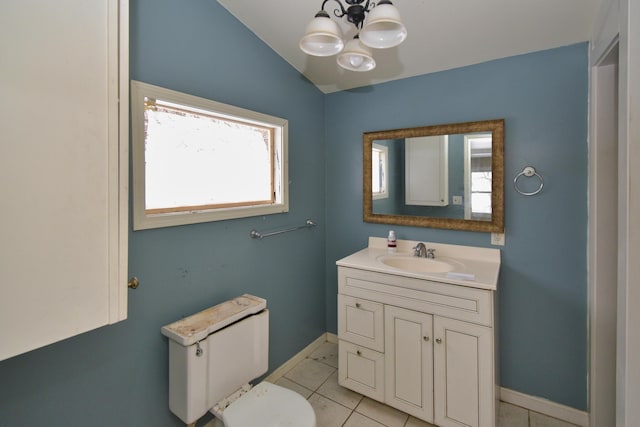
[[514, 166, 544, 196]]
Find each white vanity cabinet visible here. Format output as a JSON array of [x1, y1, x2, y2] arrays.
[[337, 261, 497, 427]]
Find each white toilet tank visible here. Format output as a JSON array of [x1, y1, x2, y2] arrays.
[[161, 294, 269, 424]]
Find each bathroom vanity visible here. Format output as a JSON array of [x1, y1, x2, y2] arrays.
[[336, 237, 500, 427]]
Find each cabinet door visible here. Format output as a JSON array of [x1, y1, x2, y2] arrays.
[[385, 305, 434, 423], [338, 294, 384, 352], [0, 0, 128, 361], [434, 317, 494, 427], [338, 340, 385, 401], [405, 135, 449, 206]]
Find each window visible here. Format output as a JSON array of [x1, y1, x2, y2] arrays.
[[131, 81, 288, 230], [464, 134, 492, 220], [372, 143, 389, 200]]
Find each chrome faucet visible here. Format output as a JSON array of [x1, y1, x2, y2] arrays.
[[413, 243, 436, 259], [413, 243, 427, 258], [426, 248, 436, 259]]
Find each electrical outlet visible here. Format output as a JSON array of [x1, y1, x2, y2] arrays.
[[491, 232, 505, 246], [452, 195, 463, 205]]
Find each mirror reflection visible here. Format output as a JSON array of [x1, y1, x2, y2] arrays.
[[363, 119, 504, 232]]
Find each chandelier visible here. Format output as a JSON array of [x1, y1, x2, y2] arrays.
[[300, 0, 407, 72]]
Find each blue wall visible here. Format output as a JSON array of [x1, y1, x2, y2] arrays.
[[0, 2, 589, 423], [0, 1, 326, 426], [324, 43, 589, 410]]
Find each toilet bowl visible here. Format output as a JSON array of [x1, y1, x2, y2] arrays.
[[161, 294, 316, 426], [219, 381, 315, 427]]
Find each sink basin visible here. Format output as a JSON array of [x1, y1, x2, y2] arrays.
[[379, 255, 455, 273]]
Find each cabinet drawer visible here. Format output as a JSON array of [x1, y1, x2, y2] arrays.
[[339, 267, 493, 327], [338, 340, 384, 401], [338, 294, 384, 352]]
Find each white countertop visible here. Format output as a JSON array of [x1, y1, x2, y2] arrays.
[[336, 237, 501, 291]]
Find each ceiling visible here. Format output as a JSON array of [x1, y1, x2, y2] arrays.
[[217, 0, 602, 94]]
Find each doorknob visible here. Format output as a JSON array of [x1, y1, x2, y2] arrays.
[[128, 277, 140, 289]]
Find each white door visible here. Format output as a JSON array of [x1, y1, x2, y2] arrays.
[[385, 305, 434, 423], [0, 0, 128, 361], [434, 316, 493, 427]]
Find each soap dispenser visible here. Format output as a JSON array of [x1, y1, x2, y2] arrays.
[[387, 230, 397, 253]]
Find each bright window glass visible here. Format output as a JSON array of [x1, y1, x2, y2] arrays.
[[144, 100, 275, 212], [471, 171, 492, 214]]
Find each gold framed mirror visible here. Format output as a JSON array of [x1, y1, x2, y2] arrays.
[[363, 119, 504, 232]]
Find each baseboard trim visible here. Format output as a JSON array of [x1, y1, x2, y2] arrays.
[[499, 387, 589, 427], [263, 333, 330, 383]]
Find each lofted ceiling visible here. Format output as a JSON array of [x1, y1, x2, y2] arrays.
[[217, 0, 602, 94]]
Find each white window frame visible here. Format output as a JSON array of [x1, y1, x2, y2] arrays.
[[130, 80, 288, 230]]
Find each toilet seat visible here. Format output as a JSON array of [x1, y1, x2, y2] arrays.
[[221, 382, 316, 427]]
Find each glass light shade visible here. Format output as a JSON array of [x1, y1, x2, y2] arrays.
[[337, 37, 376, 72], [360, 2, 407, 49], [299, 13, 344, 56]]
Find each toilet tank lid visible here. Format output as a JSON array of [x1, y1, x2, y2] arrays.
[[161, 294, 267, 346]]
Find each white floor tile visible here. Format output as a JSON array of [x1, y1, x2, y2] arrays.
[[343, 411, 386, 427], [355, 397, 409, 427], [530, 411, 579, 427], [274, 377, 314, 399], [316, 371, 363, 409], [284, 358, 336, 391], [308, 393, 352, 427], [405, 416, 437, 427], [308, 341, 339, 368], [498, 402, 529, 427]]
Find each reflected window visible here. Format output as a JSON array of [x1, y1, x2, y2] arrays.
[[465, 134, 492, 220], [372, 143, 388, 200]]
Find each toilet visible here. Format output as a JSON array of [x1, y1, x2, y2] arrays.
[[161, 294, 316, 427]]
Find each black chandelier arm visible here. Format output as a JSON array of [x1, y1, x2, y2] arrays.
[[321, 0, 375, 29], [321, 0, 348, 19]]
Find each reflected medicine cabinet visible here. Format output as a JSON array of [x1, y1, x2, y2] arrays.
[[405, 135, 449, 206]]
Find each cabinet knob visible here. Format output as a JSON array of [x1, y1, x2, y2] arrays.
[[355, 302, 361, 308], [423, 336, 430, 342], [435, 338, 442, 344], [356, 350, 362, 356]]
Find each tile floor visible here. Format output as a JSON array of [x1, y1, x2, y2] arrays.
[[272, 341, 580, 427]]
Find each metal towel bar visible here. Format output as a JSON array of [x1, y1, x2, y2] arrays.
[[250, 219, 317, 239]]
